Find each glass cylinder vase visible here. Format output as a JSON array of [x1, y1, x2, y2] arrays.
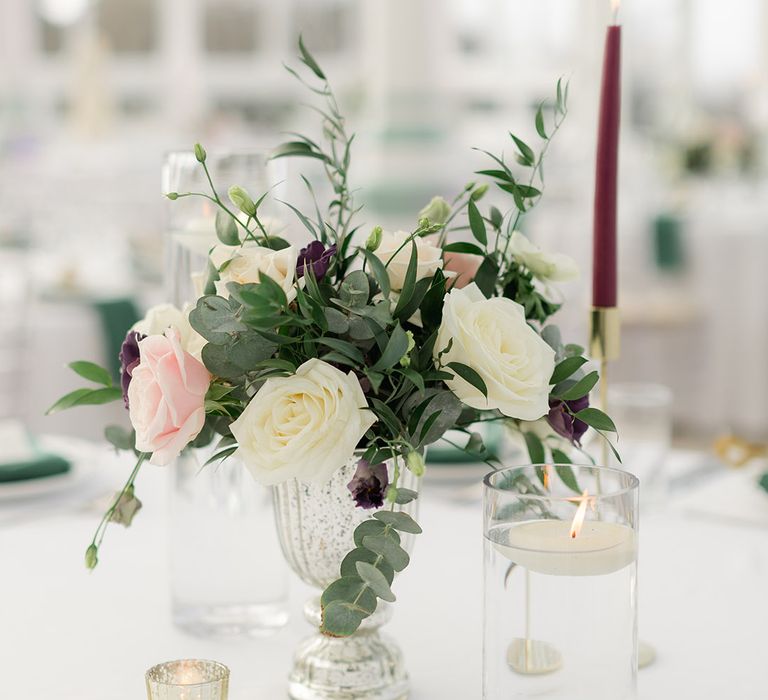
[[170, 450, 289, 636], [162, 150, 285, 307], [162, 151, 289, 637], [273, 453, 419, 700], [483, 464, 639, 700]]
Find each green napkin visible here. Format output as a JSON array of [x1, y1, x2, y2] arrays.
[[0, 453, 71, 483], [426, 424, 502, 464]]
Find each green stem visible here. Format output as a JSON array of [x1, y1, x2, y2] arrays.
[[91, 452, 147, 550]]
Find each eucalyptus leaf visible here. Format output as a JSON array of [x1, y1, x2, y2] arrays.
[[340, 270, 370, 308], [356, 562, 396, 602], [340, 547, 394, 585], [353, 519, 390, 547], [372, 511, 422, 534], [324, 308, 350, 334], [362, 534, 410, 572], [104, 425, 134, 451], [321, 576, 378, 615], [320, 600, 365, 637]]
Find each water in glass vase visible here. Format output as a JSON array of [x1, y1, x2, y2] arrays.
[[483, 522, 637, 700]]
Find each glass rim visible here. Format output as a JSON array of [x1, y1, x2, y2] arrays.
[[145, 659, 230, 687], [482, 463, 639, 501]]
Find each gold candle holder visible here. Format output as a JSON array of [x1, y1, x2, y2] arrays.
[[145, 659, 229, 700], [589, 306, 621, 362]]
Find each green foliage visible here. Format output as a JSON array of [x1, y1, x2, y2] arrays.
[[321, 506, 422, 637], [47, 360, 122, 415]]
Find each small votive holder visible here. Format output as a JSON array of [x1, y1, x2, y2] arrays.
[[145, 659, 229, 700]]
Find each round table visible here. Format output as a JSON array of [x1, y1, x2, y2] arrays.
[[1, 440, 766, 699]]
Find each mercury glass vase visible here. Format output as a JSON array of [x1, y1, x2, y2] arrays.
[[273, 454, 419, 700]]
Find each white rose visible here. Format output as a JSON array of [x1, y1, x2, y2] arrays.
[[509, 231, 578, 282], [230, 359, 377, 485], [133, 303, 205, 360], [434, 283, 555, 420], [373, 230, 442, 291], [211, 243, 298, 302]]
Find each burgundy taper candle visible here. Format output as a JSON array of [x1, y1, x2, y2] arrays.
[[592, 17, 621, 308]]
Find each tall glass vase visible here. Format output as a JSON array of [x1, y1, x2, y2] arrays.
[[273, 454, 419, 700], [163, 151, 289, 636]]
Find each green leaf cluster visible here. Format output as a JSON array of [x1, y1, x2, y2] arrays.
[[321, 510, 422, 637]]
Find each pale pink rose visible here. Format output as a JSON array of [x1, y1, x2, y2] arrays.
[[443, 252, 482, 289], [128, 329, 210, 466]]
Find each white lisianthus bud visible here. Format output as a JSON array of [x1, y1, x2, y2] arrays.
[[418, 196, 451, 225], [470, 184, 488, 201], [165, 192, 179, 200], [85, 544, 98, 570], [406, 450, 426, 477], [366, 226, 383, 252], [228, 185, 257, 217], [194, 143, 206, 163]]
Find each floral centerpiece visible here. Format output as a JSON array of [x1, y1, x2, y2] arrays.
[[49, 37, 617, 695]]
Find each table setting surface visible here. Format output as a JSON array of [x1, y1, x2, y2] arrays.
[[1, 440, 766, 699]]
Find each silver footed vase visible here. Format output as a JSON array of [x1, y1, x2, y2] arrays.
[[273, 454, 419, 700]]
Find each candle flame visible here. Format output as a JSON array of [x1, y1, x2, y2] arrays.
[[610, 0, 621, 23], [542, 464, 551, 491], [569, 490, 590, 539]]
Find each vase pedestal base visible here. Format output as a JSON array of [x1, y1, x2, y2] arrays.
[[287, 598, 409, 700]]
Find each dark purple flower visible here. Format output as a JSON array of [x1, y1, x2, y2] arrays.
[[347, 459, 389, 509], [296, 241, 337, 281], [119, 330, 145, 408], [547, 394, 590, 445]]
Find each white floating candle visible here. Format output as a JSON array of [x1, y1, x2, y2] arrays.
[[491, 519, 636, 576]]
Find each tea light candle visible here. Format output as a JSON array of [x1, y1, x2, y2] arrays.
[[492, 519, 636, 576], [145, 659, 229, 700]]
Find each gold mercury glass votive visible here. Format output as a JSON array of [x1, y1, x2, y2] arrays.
[[145, 659, 229, 700]]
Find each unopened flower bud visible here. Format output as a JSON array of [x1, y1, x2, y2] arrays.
[[471, 184, 489, 201], [406, 450, 425, 477], [85, 544, 98, 570], [165, 192, 179, 200], [194, 143, 207, 163], [399, 330, 416, 368], [464, 181, 476, 192], [418, 196, 451, 225], [228, 185, 257, 217], [366, 226, 383, 252]]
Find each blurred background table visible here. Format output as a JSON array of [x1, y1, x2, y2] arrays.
[[1, 438, 766, 699]]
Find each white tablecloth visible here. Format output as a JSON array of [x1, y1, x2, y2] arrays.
[[2, 444, 767, 699]]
